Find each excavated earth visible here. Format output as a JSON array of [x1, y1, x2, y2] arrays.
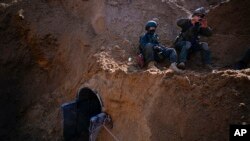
[[0, 0, 250, 141]]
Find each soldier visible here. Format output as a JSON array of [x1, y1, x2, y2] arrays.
[[175, 7, 213, 70], [139, 20, 182, 73]]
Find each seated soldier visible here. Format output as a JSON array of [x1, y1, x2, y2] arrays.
[[175, 7, 213, 70], [139, 20, 182, 73]]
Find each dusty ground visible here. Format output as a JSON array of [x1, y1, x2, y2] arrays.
[[0, 0, 250, 141], [207, 0, 250, 66]]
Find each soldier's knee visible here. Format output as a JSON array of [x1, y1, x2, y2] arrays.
[[170, 48, 177, 54], [144, 43, 154, 52], [184, 41, 191, 50], [143, 44, 155, 59]]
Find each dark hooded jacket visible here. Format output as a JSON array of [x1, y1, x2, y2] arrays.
[[176, 18, 212, 44]]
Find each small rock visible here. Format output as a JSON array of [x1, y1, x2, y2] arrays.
[[100, 46, 105, 51], [164, 70, 174, 79], [122, 39, 131, 46], [239, 103, 246, 107], [113, 45, 121, 50], [128, 57, 132, 62], [0, 3, 9, 12], [107, 64, 114, 69], [242, 122, 247, 125], [18, 9, 24, 19], [127, 65, 137, 73]]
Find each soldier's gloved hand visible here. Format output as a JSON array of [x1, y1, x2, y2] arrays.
[[154, 45, 161, 49], [194, 22, 201, 27], [153, 45, 162, 52]]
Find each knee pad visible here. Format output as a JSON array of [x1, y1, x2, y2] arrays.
[[201, 42, 209, 51]]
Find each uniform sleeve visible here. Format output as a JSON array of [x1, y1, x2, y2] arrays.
[[199, 27, 213, 37], [177, 19, 189, 28], [139, 35, 148, 48]]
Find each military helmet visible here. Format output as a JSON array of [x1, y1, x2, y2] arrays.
[[193, 7, 206, 16], [145, 20, 158, 30]]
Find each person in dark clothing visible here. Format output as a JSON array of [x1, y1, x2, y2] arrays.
[[234, 48, 250, 70], [175, 7, 213, 70], [139, 20, 182, 73]]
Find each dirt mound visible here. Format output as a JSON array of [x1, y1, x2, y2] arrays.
[[207, 0, 250, 65], [0, 0, 249, 141], [84, 57, 250, 141]]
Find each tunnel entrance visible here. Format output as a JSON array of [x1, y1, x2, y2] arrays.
[[61, 87, 103, 141]]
